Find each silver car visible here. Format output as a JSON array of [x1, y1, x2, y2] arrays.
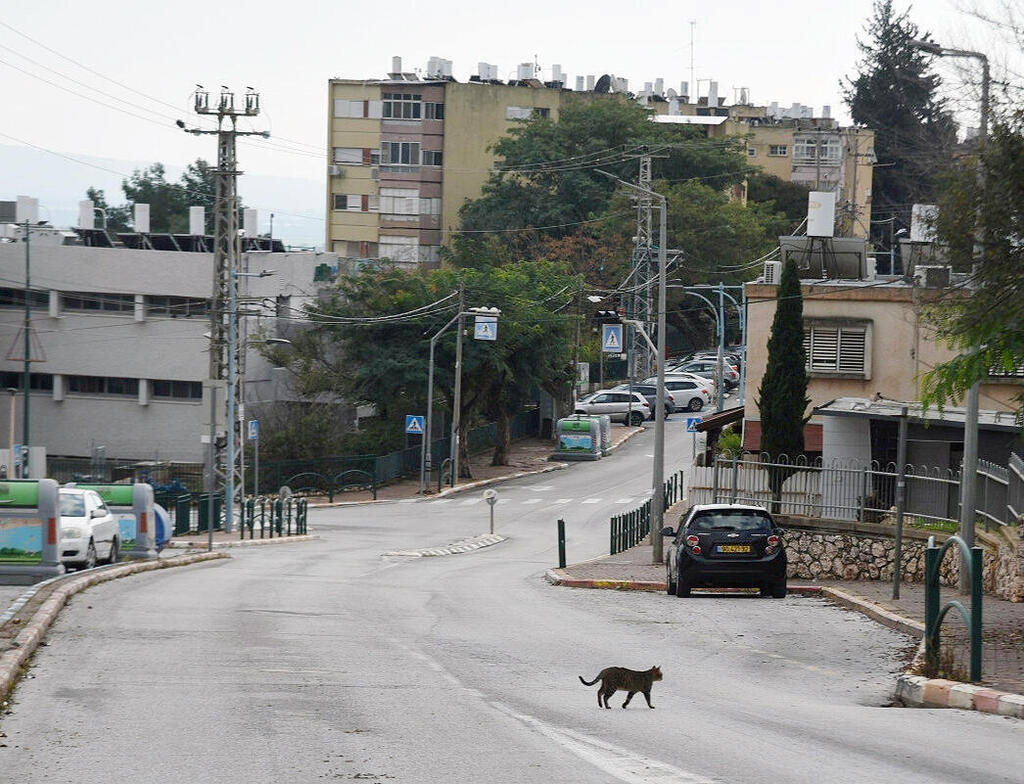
[[575, 390, 651, 426], [59, 488, 120, 570]]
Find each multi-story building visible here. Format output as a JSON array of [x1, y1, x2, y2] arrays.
[[0, 221, 338, 467]]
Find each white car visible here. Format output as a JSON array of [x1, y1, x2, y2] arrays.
[[643, 376, 712, 411], [59, 488, 120, 570]]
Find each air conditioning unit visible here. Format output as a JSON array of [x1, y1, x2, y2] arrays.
[[328, 164, 341, 176], [913, 264, 951, 289], [370, 167, 380, 181], [763, 260, 782, 284]]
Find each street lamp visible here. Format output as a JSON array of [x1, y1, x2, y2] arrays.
[[597, 170, 668, 564], [6, 388, 16, 479], [909, 37, 989, 588], [419, 305, 501, 494]]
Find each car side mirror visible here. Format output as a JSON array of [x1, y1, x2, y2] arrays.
[[659, 526, 675, 537], [91, 508, 105, 518]]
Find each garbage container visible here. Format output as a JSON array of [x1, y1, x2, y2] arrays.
[[553, 415, 602, 461]]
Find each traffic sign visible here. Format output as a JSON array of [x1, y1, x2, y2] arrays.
[[685, 416, 702, 433], [602, 324, 623, 353], [247, 419, 260, 441], [474, 315, 497, 341], [405, 415, 425, 434]]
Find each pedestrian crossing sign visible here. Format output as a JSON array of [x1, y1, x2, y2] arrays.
[[405, 415, 425, 434], [685, 416, 702, 433], [474, 315, 497, 341], [602, 324, 623, 353]]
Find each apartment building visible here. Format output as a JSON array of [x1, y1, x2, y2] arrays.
[[327, 58, 573, 265]]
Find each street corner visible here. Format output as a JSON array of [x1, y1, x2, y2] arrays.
[[544, 568, 666, 592], [895, 673, 1024, 718]]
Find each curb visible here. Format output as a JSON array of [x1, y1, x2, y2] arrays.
[[542, 570, 823, 596], [0, 551, 228, 702], [163, 533, 320, 549]]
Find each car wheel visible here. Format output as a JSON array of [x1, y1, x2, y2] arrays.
[[628, 411, 644, 427], [104, 539, 119, 565], [688, 398, 703, 412], [674, 576, 691, 598], [83, 540, 97, 570], [666, 568, 676, 595], [771, 580, 788, 599]]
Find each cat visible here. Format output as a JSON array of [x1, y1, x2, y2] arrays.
[[578, 665, 663, 709]]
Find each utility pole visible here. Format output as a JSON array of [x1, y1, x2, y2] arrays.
[[450, 284, 466, 484], [21, 220, 30, 471], [180, 88, 268, 532]]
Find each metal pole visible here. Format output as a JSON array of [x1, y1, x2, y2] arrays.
[[22, 220, 30, 475], [254, 429, 260, 498], [207, 384, 216, 552], [716, 283, 725, 411], [651, 195, 667, 563], [421, 337, 437, 493], [893, 406, 908, 599], [225, 270, 237, 533], [557, 518, 566, 569], [738, 287, 747, 405], [450, 291, 466, 485], [7, 388, 15, 478]]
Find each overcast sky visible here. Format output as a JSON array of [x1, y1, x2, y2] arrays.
[[0, 0, 1011, 243]]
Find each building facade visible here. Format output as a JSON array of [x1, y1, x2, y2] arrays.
[[0, 234, 336, 464]]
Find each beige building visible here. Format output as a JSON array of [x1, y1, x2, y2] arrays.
[[327, 61, 570, 265], [742, 274, 1023, 462]]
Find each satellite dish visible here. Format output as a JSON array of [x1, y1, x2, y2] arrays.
[[594, 74, 611, 93], [667, 88, 678, 98]]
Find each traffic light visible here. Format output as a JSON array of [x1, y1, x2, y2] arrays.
[[595, 310, 621, 324]]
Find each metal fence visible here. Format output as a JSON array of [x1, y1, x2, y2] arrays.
[[687, 453, 1023, 529], [609, 469, 685, 555]]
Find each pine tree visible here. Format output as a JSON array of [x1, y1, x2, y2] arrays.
[[756, 259, 810, 511], [843, 1, 957, 251]]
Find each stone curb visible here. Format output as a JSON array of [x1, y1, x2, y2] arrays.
[[0, 552, 228, 702], [543, 568, 1024, 718], [163, 533, 320, 549], [309, 425, 648, 509], [382, 533, 507, 558]]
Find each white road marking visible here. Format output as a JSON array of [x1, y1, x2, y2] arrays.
[[550, 498, 572, 505], [491, 702, 717, 784], [431, 499, 453, 504], [614, 498, 635, 504], [521, 499, 542, 505], [528, 485, 553, 492], [459, 498, 482, 505], [581, 498, 602, 504]]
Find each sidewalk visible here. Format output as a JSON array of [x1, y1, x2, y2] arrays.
[[546, 541, 1024, 716]]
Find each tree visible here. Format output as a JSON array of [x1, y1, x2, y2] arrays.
[[922, 111, 1024, 412], [86, 158, 225, 234], [843, 0, 958, 247], [756, 258, 810, 512]]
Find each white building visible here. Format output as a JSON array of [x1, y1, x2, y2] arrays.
[[0, 230, 338, 466]]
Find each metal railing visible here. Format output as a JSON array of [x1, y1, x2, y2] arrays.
[[609, 469, 685, 555], [240, 497, 309, 539]]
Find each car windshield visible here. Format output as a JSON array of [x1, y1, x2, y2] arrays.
[[688, 510, 772, 532], [59, 494, 86, 517]]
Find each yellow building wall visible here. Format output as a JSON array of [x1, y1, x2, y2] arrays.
[[326, 81, 383, 247]]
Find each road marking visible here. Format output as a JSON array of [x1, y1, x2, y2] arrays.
[[528, 485, 553, 492], [550, 498, 572, 505], [581, 498, 602, 504], [521, 499, 542, 505], [491, 701, 716, 784], [614, 498, 635, 504], [430, 499, 453, 504], [459, 498, 482, 506]]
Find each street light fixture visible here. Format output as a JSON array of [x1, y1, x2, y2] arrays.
[[909, 37, 989, 589], [597, 169, 668, 564]]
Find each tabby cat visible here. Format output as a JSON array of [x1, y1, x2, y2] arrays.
[[578, 665, 663, 709]]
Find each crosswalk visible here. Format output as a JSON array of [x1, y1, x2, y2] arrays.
[[419, 493, 652, 507]]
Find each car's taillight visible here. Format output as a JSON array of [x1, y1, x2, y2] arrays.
[[643, 401, 650, 407], [685, 534, 700, 550], [765, 534, 780, 554]]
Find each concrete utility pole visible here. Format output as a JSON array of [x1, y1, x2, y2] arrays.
[[21, 220, 30, 468], [179, 88, 268, 532]]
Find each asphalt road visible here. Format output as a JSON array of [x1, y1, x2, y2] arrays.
[[2, 425, 1023, 783]]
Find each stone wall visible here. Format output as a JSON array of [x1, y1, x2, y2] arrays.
[[777, 517, 1024, 603]]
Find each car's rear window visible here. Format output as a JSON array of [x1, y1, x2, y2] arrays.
[[59, 494, 86, 517], [688, 510, 773, 532]]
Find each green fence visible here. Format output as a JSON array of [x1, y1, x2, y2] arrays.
[[240, 497, 309, 539], [609, 469, 685, 555]]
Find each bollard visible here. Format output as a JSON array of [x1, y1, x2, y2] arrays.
[[557, 518, 566, 569]]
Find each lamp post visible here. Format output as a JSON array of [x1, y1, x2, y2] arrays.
[[6, 388, 15, 479], [909, 38, 989, 590], [598, 170, 668, 563]]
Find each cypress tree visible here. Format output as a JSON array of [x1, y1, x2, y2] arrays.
[[756, 258, 810, 511]]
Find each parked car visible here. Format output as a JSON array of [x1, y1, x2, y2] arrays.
[[671, 359, 740, 390], [59, 487, 120, 570], [642, 377, 710, 411], [611, 384, 677, 415], [661, 503, 787, 598], [575, 390, 651, 426], [660, 371, 718, 397]]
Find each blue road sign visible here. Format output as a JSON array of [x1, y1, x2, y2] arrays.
[[405, 415, 426, 435], [474, 315, 497, 341], [247, 419, 260, 440], [602, 324, 623, 353], [685, 416, 702, 433]]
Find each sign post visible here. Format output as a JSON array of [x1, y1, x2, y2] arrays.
[[248, 419, 260, 498], [601, 324, 623, 354], [685, 415, 702, 459], [483, 488, 498, 534]]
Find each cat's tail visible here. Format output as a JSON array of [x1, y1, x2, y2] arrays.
[[579, 675, 600, 686]]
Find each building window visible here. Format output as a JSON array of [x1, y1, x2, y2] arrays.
[[151, 380, 203, 400], [67, 375, 140, 397], [333, 99, 365, 118], [62, 292, 134, 312], [506, 106, 533, 120], [0, 371, 53, 391], [0, 287, 48, 309], [421, 149, 443, 166], [382, 93, 422, 119], [381, 141, 420, 166], [145, 296, 208, 318], [379, 236, 419, 264], [768, 145, 788, 157], [794, 136, 841, 164], [747, 147, 757, 157], [332, 194, 379, 212], [420, 197, 441, 216], [424, 102, 445, 120], [333, 147, 380, 166], [380, 188, 419, 216], [804, 322, 871, 376]]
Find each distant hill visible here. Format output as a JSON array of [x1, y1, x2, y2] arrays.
[[0, 144, 325, 249]]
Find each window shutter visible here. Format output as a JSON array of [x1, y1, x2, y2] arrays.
[[838, 329, 866, 373], [810, 327, 838, 371]]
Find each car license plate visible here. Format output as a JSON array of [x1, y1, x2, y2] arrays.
[[717, 544, 751, 553]]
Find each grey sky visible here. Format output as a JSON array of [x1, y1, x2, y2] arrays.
[[0, 0, 1007, 244]]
